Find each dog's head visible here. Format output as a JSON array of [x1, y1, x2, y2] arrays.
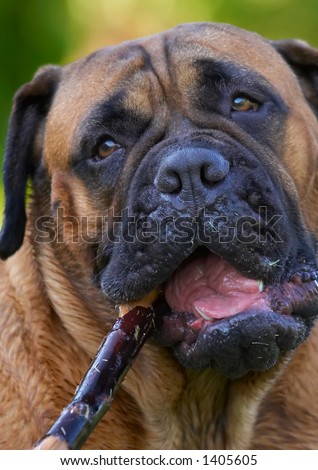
[[1, 23, 318, 378]]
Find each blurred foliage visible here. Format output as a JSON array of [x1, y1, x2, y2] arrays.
[[0, 0, 72, 158], [1, 0, 318, 210]]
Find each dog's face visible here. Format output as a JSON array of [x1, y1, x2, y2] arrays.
[[1, 23, 318, 379]]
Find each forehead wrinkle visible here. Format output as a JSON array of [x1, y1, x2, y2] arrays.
[[120, 75, 154, 119], [165, 25, 306, 106], [194, 57, 284, 102]]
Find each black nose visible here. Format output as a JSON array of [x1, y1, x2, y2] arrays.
[[154, 147, 229, 194]]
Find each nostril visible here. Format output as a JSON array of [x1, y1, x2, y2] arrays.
[[154, 170, 182, 194], [201, 159, 230, 184]]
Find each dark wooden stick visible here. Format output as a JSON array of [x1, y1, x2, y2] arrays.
[[34, 302, 156, 450]]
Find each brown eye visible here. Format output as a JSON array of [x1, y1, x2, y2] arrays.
[[97, 138, 121, 159], [231, 96, 259, 112]]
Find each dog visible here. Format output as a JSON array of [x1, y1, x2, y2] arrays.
[[1, 22, 318, 449]]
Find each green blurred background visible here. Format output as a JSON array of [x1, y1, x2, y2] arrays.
[[1, 0, 318, 211]]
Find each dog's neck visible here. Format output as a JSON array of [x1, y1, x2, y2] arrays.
[[122, 351, 285, 449]]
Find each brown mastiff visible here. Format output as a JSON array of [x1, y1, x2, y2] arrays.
[[1, 22, 318, 449]]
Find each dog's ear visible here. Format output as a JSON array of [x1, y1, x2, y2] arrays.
[[0, 65, 61, 260], [271, 39, 318, 118]]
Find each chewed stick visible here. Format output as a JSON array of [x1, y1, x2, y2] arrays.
[[34, 290, 158, 450]]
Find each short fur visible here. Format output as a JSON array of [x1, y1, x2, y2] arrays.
[[1, 23, 318, 449]]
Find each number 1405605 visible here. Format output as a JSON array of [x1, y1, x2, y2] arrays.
[[203, 454, 258, 466]]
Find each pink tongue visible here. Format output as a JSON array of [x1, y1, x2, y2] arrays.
[[165, 251, 263, 321]]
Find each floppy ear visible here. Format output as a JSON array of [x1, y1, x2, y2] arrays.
[[0, 65, 61, 260], [271, 39, 318, 118]]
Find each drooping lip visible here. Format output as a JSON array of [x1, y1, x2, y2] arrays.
[[109, 245, 318, 377]]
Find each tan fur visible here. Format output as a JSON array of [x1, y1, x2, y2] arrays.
[[1, 23, 318, 450]]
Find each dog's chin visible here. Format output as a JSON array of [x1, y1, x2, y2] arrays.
[[147, 248, 318, 378]]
